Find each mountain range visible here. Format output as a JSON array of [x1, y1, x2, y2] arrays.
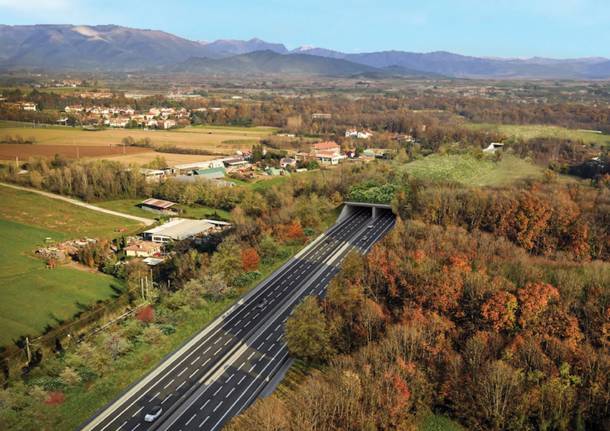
[[0, 24, 609, 79]]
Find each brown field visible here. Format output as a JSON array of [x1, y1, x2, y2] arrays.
[[0, 143, 148, 161], [0, 122, 275, 152]]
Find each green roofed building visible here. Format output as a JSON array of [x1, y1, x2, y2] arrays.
[[192, 166, 226, 180]]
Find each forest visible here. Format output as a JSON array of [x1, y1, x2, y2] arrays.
[[228, 178, 610, 431]]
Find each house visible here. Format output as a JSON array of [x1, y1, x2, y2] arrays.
[[280, 157, 297, 169], [312, 141, 341, 156], [345, 129, 373, 139], [140, 169, 166, 183], [312, 113, 332, 120], [143, 218, 229, 243], [140, 198, 178, 214], [192, 166, 226, 180], [312, 141, 345, 165], [64, 105, 84, 113], [124, 241, 162, 258], [483, 142, 504, 154], [316, 151, 345, 165], [158, 119, 176, 130], [21, 102, 37, 111], [109, 117, 130, 128]]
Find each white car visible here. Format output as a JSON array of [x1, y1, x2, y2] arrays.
[[144, 405, 163, 423]]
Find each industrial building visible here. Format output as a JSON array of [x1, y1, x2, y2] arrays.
[[142, 218, 230, 243]]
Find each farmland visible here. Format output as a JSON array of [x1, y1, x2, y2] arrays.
[[0, 121, 276, 165], [0, 186, 141, 346], [401, 153, 546, 186]]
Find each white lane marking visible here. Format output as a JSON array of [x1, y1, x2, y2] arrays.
[[249, 364, 256, 373], [117, 421, 127, 430], [176, 380, 187, 392], [163, 379, 175, 389], [131, 406, 144, 418], [225, 387, 236, 399], [190, 355, 201, 366], [177, 367, 188, 377], [130, 423, 141, 431], [238, 375, 247, 385], [214, 347, 222, 355], [189, 369, 198, 379], [152, 391, 161, 400], [199, 399, 211, 411], [198, 416, 210, 428], [185, 413, 197, 426], [161, 393, 172, 404], [213, 401, 223, 413], [213, 385, 223, 396], [226, 373, 234, 383]]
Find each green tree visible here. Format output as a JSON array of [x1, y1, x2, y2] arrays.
[[285, 296, 333, 363]]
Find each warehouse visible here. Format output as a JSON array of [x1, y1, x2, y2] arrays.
[[142, 218, 230, 243]]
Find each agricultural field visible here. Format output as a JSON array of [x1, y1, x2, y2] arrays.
[[0, 186, 141, 238], [401, 153, 546, 186], [0, 121, 277, 163], [0, 186, 141, 346], [467, 123, 610, 147]]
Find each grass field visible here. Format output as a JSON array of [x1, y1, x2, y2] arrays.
[[419, 415, 465, 431], [0, 186, 141, 238], [402, 153, 546, 186], [0, 219, 122, 346], [96, 199, 232, 221], [0, 186, 142, 345], [467, 123, 610, 147]]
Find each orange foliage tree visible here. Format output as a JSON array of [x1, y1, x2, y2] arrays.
[[241, 247, 260, 271]]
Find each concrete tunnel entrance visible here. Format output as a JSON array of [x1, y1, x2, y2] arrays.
[[337, 201, 394, 222]]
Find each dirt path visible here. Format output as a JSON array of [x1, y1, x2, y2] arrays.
[[0, 182, 156, 225]]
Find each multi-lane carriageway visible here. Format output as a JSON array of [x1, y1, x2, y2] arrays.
[[81, 206, 395, 431]]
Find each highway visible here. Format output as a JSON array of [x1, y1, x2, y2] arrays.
[[81, 207, 394, 431]]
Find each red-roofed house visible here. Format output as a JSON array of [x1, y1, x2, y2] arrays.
[[311, 141, 345, 165], [140, 198, 178, 214]]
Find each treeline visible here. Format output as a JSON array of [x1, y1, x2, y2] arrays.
[[230, 219, 609, 431], [395, 182, 610, 261]]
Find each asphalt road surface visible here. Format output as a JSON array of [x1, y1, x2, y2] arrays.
[[81, 207, 395, 431]]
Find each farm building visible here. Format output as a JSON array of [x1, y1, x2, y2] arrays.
[[124, 241, 162, 258], [140, 198, 178, 214], [192, 166, 226, 180], [173, 159, 225, 175], [143, 218, 230, 243]]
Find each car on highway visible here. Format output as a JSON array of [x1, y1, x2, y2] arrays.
[[367, 224, 374, 229], [256, 299, 269, 310], [144, 405, 163, 423]]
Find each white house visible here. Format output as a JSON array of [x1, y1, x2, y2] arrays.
[[483, 142, 505, 154]]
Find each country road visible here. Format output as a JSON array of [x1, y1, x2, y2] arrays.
[[0, 182, 156, 225]]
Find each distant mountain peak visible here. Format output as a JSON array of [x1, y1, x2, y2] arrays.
[[0, 24, 607, 78]]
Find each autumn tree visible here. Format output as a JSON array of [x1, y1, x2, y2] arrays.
[[241, 247, 260, 271], [285, 296, 333, 363]]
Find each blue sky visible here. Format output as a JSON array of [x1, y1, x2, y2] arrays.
[[1, 0, 609, 58]]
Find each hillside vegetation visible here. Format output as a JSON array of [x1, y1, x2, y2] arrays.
[[401, 153, 545, 186]]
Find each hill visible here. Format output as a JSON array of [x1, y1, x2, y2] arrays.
[[168, 50, 388, 76]]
